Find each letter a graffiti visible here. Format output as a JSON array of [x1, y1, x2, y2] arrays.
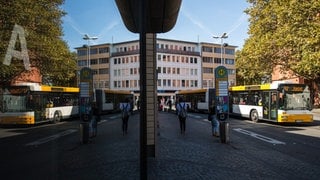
[[3, 24, 30, 70]]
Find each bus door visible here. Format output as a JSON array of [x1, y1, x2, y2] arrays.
[[270, 92, 277, 121], [262, 92, 270, 119]]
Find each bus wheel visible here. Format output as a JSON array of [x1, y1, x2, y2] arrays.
[[53, 111, 61, 123], [250, 110, 259, 123]]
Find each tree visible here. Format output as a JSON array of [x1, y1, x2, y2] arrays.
[[0, 0, 77, 86], [236, 0, 320, 85]]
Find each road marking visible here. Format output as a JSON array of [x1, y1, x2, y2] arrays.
[[25, 129, 77, 146], [233, 128, 286, 145], [109, 115, 121, 119], [187, 114, 202, 119]]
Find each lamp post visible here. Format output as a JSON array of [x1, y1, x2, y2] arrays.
[[213, 32, 228, 65], [83, 34, 98, 90], [83, 34, 98, 68]]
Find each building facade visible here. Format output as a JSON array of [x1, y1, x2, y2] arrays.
[[76, 38, 237, 100]]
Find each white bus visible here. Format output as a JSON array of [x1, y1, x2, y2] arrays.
[[95, 89, 134, 114], [175, 88, 215, 113], [0, 83, 79, 125], [229, 81, 313, 123]]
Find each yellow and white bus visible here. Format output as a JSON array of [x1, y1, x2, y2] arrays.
[[229, 81, 313, 123], [0, 83, 79, 125], [175, 88, 215, 113], [95, 89, 134, 114]]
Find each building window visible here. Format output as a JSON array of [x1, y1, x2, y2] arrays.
[[214, 58, 222, 64], [105, 81, 109, 88], [92, 69, 98, 75], [99, 58, 109, 64], [99, 68, 109, 74], [214, 47, 221, 53], [202, 46, 213, 52], [90, 48, 98, 55], [163, 67, 166, 74], [228, 69, 236, 75], [91, 59, 98, 65], [98, 47, 109, 54], [225, 48, 235, 55], [225, 58, 235, 65], [203, 67, 213, 74], [77, 49, 87, 56], [78, 60, 87, 66], [203, 57, 213, 63]]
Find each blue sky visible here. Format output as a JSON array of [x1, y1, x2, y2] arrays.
[[61, 0, 250, 51]]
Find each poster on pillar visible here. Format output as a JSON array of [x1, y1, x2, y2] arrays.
[[215, 66, 229, 120]]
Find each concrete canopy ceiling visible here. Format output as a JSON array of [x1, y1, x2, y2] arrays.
[[115, 0, 182, 33]]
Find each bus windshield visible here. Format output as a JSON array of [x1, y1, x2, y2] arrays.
[[283, 86, 311, 110], [1, 88, 28, 112]]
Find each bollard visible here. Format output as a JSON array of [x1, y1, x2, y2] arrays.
[[219, 121, 229, 143], [80, 122, 89, 144]]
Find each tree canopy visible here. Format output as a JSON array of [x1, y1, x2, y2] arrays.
[[236, 0, 320, 85], [0, 0, 77, 86]]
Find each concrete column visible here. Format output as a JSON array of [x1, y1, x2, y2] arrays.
[[145, 33, 157, 157]]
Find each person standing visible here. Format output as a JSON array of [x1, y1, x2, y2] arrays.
[[168, 99, 172, 112], [120, 98, 131, 135], [209, 103, 219, 137], [176, 97, 187, 134]]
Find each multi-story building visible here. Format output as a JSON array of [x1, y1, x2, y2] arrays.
[[76, 38, 237, 100]]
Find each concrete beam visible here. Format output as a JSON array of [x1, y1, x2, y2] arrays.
[[115, 0, 182, 33]]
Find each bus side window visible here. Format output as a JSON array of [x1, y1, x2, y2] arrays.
[[240, 98, 246, 105]]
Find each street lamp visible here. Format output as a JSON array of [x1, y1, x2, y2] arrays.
[[213, 32, 228, 65], [83, 34, 98, 68], [83, 34, 98, 90]]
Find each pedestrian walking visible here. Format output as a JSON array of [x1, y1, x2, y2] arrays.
[[176, 97, 187, 134], [120, 98, 131, 135]]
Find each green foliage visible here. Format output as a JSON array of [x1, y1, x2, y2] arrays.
[[0, 0, 77, 86], [236, 0, 320, 85]]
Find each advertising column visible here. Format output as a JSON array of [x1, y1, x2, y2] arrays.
[[215, 66, 229, 143], [79, 67, 95, 143], [215, 66, 229, 119]]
